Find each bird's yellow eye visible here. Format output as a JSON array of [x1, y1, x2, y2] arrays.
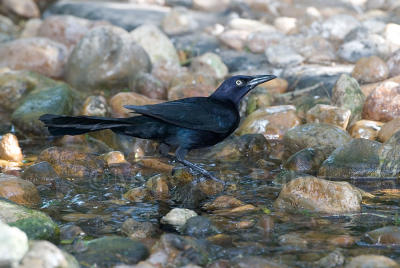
[[236, 80, 243, 86]]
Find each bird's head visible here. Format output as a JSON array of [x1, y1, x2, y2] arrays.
[[210, 74, 277, 107]]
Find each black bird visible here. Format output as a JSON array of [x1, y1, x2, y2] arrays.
[[39, 75, 276, 183]]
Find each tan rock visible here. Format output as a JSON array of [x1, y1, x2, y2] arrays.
[[365, 226, 400, 245], [306, 104, 351, 129], [0, 174, 40, 207], [258, 77, 288, 94], [349, 120, 384, 140], [1, 0, 39, 19], [109, 92, 161, 118], [81, 95, 108, 116], [378, 118, 400, 142], [102, 151, 127, 166], [387, 49, 400, 78], [237, 105, 301, 140], [193, 0, 230, 12], [274, 176, 362, 214], [352, 56, 389, 84], [360, 75, 400, 97], [168, 73, 216, 100], [218, 30, 249, 51], [345, 255, 398, 268], [202, 195, 244, 211], [0, 133, 23, 162], [123, 187, 151, 202], [146, 174, 169, 200]]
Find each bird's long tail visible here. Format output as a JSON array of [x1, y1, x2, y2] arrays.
[[39, 114, 133, 136]]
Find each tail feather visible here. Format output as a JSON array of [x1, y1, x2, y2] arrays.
[[39, 114, 131, 136]]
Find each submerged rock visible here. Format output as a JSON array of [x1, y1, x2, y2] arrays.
[[344, 255, 398, 268], [0, 133, 23, 162], [0, 174, 40, 207], [274, 176, 362, 214], [284, 147, 327, 174], [121, 218, 158, 240], [364, 226, 400, 245], [0, 221, 29, 267], [181, 216, 219, 238]]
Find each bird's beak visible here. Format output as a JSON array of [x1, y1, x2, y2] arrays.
[[247, 75, 277, 87]]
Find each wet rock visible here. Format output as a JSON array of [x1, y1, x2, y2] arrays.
[[377, 131, 400, 177], [0, 37, 68, 78], [352, 56, 389, 84], [345, 255, 398, 268], [193, 0, 230, 12], [161, 208, 197, 230], [306, 104, 351, 130], [237, 105, 300, 140], [278, 233, 308, 248], [202, 195, 244, 211], [338, 35, 389, 63], [365, 226, 400, 245], [0, 0, 39, 20], [121, 218, 158, 240], [130, 72, 167, 100], [230, 256, 285, 268], [0, 221, 28, 267], [314, 249, 345, 268], [0, 174, 40, 207], [190, 52, 228, 80], [274, 17, 297, 34], [22, 161, 59, 185], [362, 81, 400, 122], [20, 18, 42, 38], [19, 240, 79, 268], [284, 147, 327, 174], [0, 199, 59, 241], [246, 31, 283, 54], [102, 151, 127, 166], [37, 147, 103, 178], [131, 24, 179, 67], [387, 49, 400, 77], [11, 83, 73, 136], [332, 74, 365, 124], [360, 75, 400, 98], [146, 174, 169, 200], [75, 236, 149, 267], [384, 23, 400, 53], [265, 44, 304, 67], [318, 138, 382, 178], [38, 15, 108, 51], [274, 176, 362, 214], [283, 123, 352, 158], [218, 30, 249, 51], [378, 118, 400, 142], [162, 7, 197, 35], [321, 14, 360, 40], [181, 216, 219, 238], [349, 120, 384, 140], [66, 25, 150, 90], [60, 224, 84, 241], [81, 95, 108, 117], [0, 133, 23, 162], [168, 73, 216, 100], [123, 187, 151, 202], [110, 92, 161, 118]]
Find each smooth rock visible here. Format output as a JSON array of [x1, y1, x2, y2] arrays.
[[0, 37, 68, 78], [378, 118, 400, 142], [332, 74, 365, 124], [162, 7, 197, 35], [349, 120, 384, 140], [151, 60, 185, 86], [283, 123, 352, 158], [284, 147, 327, 174], [274, 176, 362, 214], [0, 174, 40, 207], [130, 72, 167, 100], [314, 249, 345, 268], [20, 18, 42, 38], [230, 256, 285, 268], [218, 29, 249, 51], [246, 31, 283, 54], [190, 52, 228, 80], [103, 151, 127, 166], [278, 233, 308, 248], [193, 0, 230, 12], [352, 56, 389, 84], [146, 174, 169, 200], [360, 75, 400, 97], [202, 195, 244, 211], [218, 49, 269, 72], [237, 105, 300, 140], [110, 92, 161, 118], [0, 133, 23, 162], [11, 83, 73, 136], [318, 138, 382, 178], [338, 35, 389, 63], [123, 187, 151, 202], [387, 49, 400, 78], [181, 216, 219, 238], [384, 23, 400, 53], [22, 161, 59, 185], [168, 73, 216, 100], [0, 15, 18, 42], [274, 17, 297, 34], [377, 130, 400, 177], [0, 221, 28, 267], [161, 208, 197, 229], [121, 218, 158, 240], [37, 147, 103, 178], [297, 36, 336, 64], [0, 0, 40, 20], [66, 25, 150, 90], [131, 24, 179, 66], [81, 95, 108, 117], [265, 44, 304, 67], [228, 18, 275, 33], [345, 255, 398, 268], [172, 33, 220, 58], [321, 14, 360, 40], [306, 104, 351, 130], [362, 81, 400, 122], [365, 226, 400, 245], [258, 78, 288, 94]]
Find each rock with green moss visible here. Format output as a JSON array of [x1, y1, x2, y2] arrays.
[[284, 147, 327, 175], [74, 236, 149, 267], [0, 198, 59, 242], [377, 130, 400, 177], [190, 52, 228, 80], [11, 83, 73, 136]]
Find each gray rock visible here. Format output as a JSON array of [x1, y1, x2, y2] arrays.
[[121, 218, 158, 240], [284, 147, 327, 175], [338, 35, 389, 63], [321, 14, 361, 40], [66, 25, 150, 90], [378, 130, 400, 177], [345, 255, 398, 268], [172, 33, 220, 57], [0, 14, 18, 43], [387, 49, 400, 77], [162, 7, 198, 35], [165, 0, 193, 8], [219, 49, 269, 72], [22, 161, 60, 185], [265, 44, 304, 67], [0, 221, 28, 267], [190, 52, 228, 79], [161, 208, 197, 229], [181, 216, 219, 238]]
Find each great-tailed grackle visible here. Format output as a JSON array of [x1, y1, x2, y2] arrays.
[[40, 75, 276, 183]]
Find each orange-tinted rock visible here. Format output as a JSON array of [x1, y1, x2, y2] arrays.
[[246, 31, 282, 54], [0, 37, 68, 78], [0, 133, 23, 162], [81, 95, 108, 116], [130, 72, 167, 100], [168, 73, 216, 100], [360, 75, 400, 97], [109, 92, 161, 118], [362, 81, 400, 122], [123, 187, 151, 202], [218, 30, 249, 51], [329, 235, 356, 247], [136, 158, 174, 173], [102, 151, 127, 166], [146, 174, 169, 200], [202, 195, 244, 211], [37, 146, 104, 178], [378, 118, 400, 142], [257, 77, 288, 94], [237, 105, 301, 140], [387, 49, 400, 77], [1, 0, 40, 19], [365, 226, 400, 245], [0, 174, 40, 207], [349, 120, 384, 140], [152, 61, 187, 87], [345, 255, 398, 268], [352, 56, 389, 84], [306, 104, 351, 129]]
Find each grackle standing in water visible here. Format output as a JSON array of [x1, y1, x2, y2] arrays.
[[40, 75, 276, 183]]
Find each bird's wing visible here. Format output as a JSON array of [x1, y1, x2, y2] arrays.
[[124, 97, 238, 133]]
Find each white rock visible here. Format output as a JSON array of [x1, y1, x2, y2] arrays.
[[385, 23, 400, 53], [0, 221, 28, 267], [265, 44, 304, 67], [161, 208, 197, 229]]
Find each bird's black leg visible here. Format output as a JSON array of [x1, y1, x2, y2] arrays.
[[175, 147, 225, 185]]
